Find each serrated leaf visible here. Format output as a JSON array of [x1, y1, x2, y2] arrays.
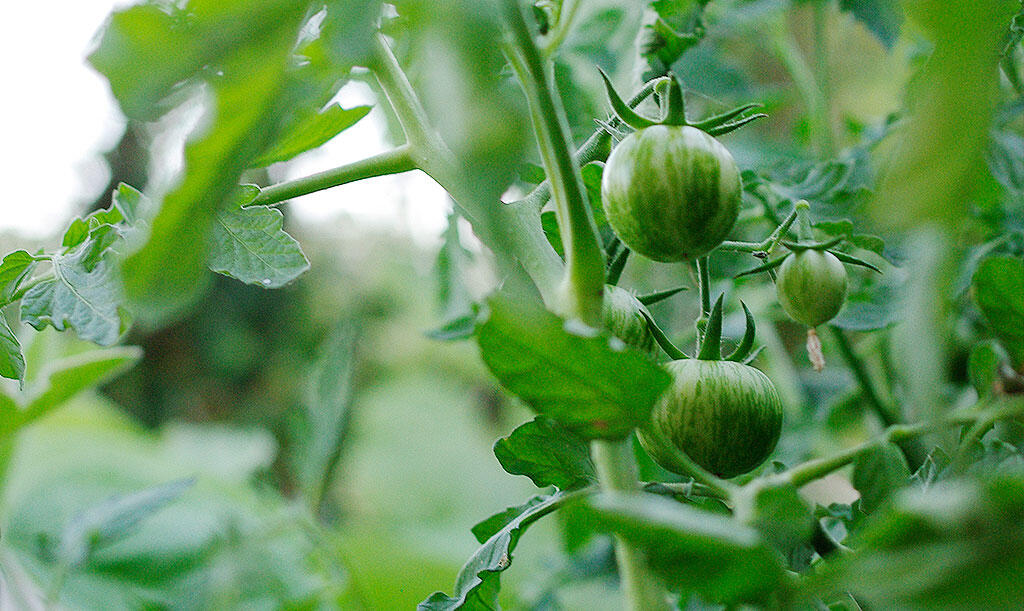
[[476, 295, 672, 439], [19, 346, 142, 426], [493, 417, 596, 489], [838, 0, 903, 49], [112, 1, 313, 323], [251, 104, 371, 167], [0, 251, 37, 304], [419, 491, 575, 610], [207, 205, 310, 288], [57, 478, 194, 569], [579, 493, 784, 604], [470, 494, 548, 544], [852, 442, 911, 513], [0, 317, 25, 383], [973, 256, 1024, 367], [112, 183, 147, 225], [20, 246, 126, 346]]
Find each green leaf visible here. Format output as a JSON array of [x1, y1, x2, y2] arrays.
[[419, 491, 574, 610], [973, 256, 1024, 367], [111, 183, 147, 225], [812, 219, 886, 258], [838, 0, 903, 49], [0, 250, 37, 304], [425, 313, 478, 342], [493, 417, 596, 489], [111, 1, 313, 323], [251, 104, 371, 167], [540, 210, 564, 258], [476, 295, 672, 439], [831, 272, 904, 331], [808, 474, 1024, 609], [580, 161, 607, 228], [579, 493, 785, 604], [0, 316, 25, 384], [470, 494, 548, 544], [968, 340, 1010, 397], [20, 246, 126, 346], [852, 442, 911, 513], [296, 321, 359, 506], [19, 346, 142, 426], [207, 205, 310, 288], [57, 478, 194, 568], [737, 482, 815, 558], [434, 212, 475, 322]]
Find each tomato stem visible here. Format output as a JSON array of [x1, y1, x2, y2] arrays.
[[250, 145, 416, 207]]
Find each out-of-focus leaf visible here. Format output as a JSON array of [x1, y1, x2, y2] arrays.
[[493, 416, 596, 489], [57, 479, 194, 569], [0, 317, 25, 384], [434, 212, 475, 322], [838, 0, 903, 49], [18, 346, 142, 427], [206, 205, 310, 288], [969, 340, 1010, 397], [813, 220, 886, 258], [251, 104, 371, 167], [419, 491, 574, 610], [579, 493, 785, 604], [20, 245, 127, 346], [870, 1, 1016, 230], [0, 251, 38, 305], [476, 295, 671, 439], [540, 210, 564, 258], [296, 321, 359, 507], [852, 442, 911, 513], [807, 474, 1024, 609], [831, 271, 905, 331], [973, 256, 1024, 367], [425, 312, 479, 342], [737, 482, 814, 559], [108, 1, 314, 323]]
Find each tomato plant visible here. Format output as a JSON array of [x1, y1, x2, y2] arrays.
[[2, 0, 1024, 609]]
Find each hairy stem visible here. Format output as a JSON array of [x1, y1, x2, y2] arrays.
[[250, 146, 416, 206], [503, 0, 605, 324]]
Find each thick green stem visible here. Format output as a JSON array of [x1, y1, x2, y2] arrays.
[[369, 33, 564, 303], [592, 439, 671, 611], [694, 257, 712, 350], [250, 146, 416, 206], [503, 3, 665, 609], [503, 0, 605, 325]]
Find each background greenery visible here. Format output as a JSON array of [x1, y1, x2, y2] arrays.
[[1, 0, 1023, 608]]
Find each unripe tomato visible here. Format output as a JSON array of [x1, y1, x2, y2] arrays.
[[601, 125, 742, 261], [776, 250, 848, 327], [639, 359, 783, 478], [602, 285, 656, 354]]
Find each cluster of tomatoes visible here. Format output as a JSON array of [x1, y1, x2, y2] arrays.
[[595, 76, 851, 479]]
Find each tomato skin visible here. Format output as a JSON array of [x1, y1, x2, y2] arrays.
[[602, 285, 656, 355], [776, 250, 848, 327], [639, 359, 783, 478], [601, 125, 742, 262]]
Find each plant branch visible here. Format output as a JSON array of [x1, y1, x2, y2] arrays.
[[250, 146, 416, 206], [828, 326, 927, 471], [503, 0, 605, 325], [718, 205, 800, 254]]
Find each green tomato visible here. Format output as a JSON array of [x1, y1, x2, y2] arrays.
[[776, 250, 848, 327], [602, 285, 656, 354], [601, 125, 742, 262], [639, 359, 783, 479]]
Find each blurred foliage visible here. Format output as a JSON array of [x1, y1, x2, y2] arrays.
[[2, 0, 1024, 608]]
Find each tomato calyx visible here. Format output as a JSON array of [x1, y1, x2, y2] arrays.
[[598, 69, 766, 136]]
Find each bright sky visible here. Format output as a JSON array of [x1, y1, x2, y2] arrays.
[[0, 1, 450, 244]]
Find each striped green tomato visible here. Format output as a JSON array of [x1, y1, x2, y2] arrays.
[[639, 359, 783, 478], [602, 285, 656, 355], [601, 125, 742, 262], [776, 250, 848, 327]]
